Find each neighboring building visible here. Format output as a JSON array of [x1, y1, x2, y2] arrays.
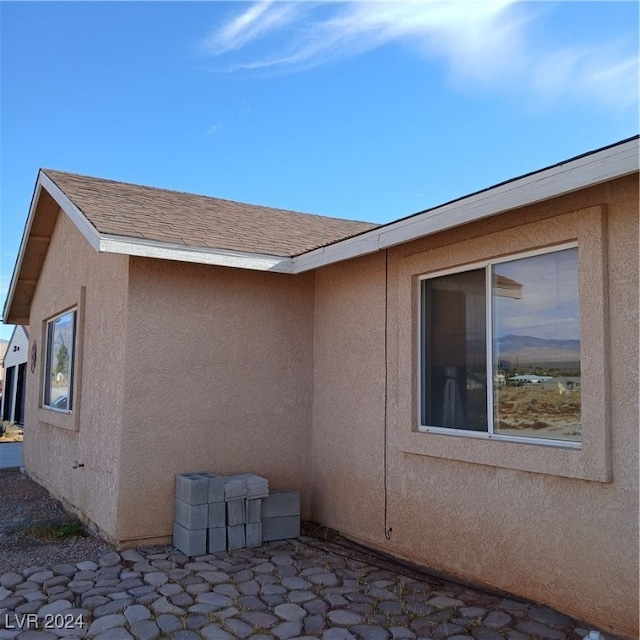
[[1, 325, 29, 425], [0, 340, 7, 396], [3, 137, 638, 638]]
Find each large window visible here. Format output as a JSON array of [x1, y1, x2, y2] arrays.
[[420, 246, 581, 444], [43, 309, 77, 412]]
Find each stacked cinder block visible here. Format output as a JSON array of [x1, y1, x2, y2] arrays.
[[224, 475, 247, 550], [173, 473, 209, 557], [205, 472, 226, 553], [262, 489, 301, 541], [173, 471, 275, 556], [237, 473, 269, 548]]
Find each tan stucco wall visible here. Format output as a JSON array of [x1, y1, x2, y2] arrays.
[[25, 209, 129, 537], [311, 175, 639, 637], [311, 251, 388, 539], [115, 257, 314, 544]]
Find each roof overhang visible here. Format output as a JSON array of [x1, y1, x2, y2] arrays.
[[3, 173, 294, 324], [3, 136, 638, 324], [293, 136, 639, 272]]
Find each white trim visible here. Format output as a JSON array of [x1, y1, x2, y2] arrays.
[[98, 235, 295, 273], [294, 137, 638, 273], [485, 266, 494, 437], [38, 173, 102, 251], [3, 138, 638, 325], [42, 308, 77, 413], [417, 243, 582, 447], [416, 426, 582, 450], [3, 184, 43, 323]]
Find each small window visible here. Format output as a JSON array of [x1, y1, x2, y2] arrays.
[[43, 309, 77, 412], [420, 246, 581, 444]]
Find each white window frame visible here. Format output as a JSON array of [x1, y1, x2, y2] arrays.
[[418, 242, 580, 450], [42, 308, 77, 413]]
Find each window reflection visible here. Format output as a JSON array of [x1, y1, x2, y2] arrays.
[[492, 249, 581, 442]]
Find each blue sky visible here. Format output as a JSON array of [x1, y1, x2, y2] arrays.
[[1, 1, 637, 341]]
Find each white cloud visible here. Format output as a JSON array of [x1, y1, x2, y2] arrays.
[[201, 1, 301, 56], [199, 0, 638, 110], [206, 123, 222, 136]]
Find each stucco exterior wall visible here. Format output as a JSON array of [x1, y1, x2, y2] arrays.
[[116, 257, 314, 544], [311, 252, 388, 540], [25, 209, 129, 537], [311, 175, 639, 637]]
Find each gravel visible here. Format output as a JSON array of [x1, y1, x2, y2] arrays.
[[0, 469, 116, 573]]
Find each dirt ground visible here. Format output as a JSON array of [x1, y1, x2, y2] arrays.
[[0, 469, 114, 572], [0, 421, 23, 442]]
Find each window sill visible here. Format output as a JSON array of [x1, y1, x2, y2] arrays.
[[398, 428, 609, 483], [418, 426, 582, 449], [393, 205, 611, 484], [37, 407, 78, 432]]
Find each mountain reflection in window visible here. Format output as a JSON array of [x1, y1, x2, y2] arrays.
[[421, 247, 581, 443], [492, 248, 581, 442]]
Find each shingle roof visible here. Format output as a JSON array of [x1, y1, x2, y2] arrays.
[[42, 169, 377, 257]]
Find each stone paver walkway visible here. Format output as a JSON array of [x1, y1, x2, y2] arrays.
[[0, 537, 620, 640]]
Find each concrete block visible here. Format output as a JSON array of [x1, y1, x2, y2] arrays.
[[173, 522, 207, 557], [174, 499, 208, 530], [235, 473, 269, 498], [262, 490, 300, 518], [224, 476, 247, 500], [227, 525, 245, 550], [262, 516, 300, 542], [205, 473, 226, 503], [175, 473, 209, 506], [227, 499, 246, 526], [245, 498, 262, 524], [208, 527, 226, 553], [246, 523, 262, 548], [208, 502, 226, 528]]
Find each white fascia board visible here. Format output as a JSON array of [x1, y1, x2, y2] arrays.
[[3, 186, 41, 323], [293, 232, 381, 272], [1, 173, 78, 323], [98, 235, 294, 273], [293, 137, 639, 273], [39, 172, 102, 251], [43, 171, 294, 273]]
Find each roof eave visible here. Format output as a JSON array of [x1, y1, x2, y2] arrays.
[[293, 136, 639, 273], [3, 137, 637, 324], [99, 235, 294, 273], [2, 171, 102, 325]]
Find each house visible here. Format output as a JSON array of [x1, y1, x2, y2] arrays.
[[1, 325, 29, 425], [3, 136, 638, 637]]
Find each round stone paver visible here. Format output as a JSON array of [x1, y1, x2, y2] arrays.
[[274, 602, 307, 621], [324, 629, 358, 640], [0, 536, 625, 640], [327, 609, 364, 625]]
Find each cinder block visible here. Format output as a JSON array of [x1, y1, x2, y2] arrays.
[[227, 499, 246, 526], [262, 490, 300, 518], [262, 516, 300, 542], [235, 473, 269, 498], [173, 522, 207, 557], [208, 527, 226, 553], [205, 473, 226, 503], [245, 498, 262, 524], [208, 502, 226, 528], [227, 524, 245, 550], [224, 476, 247, 500], [174, 499, 208, 530], [246, 523, 262, 548], [175, 473, 209, 506]]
